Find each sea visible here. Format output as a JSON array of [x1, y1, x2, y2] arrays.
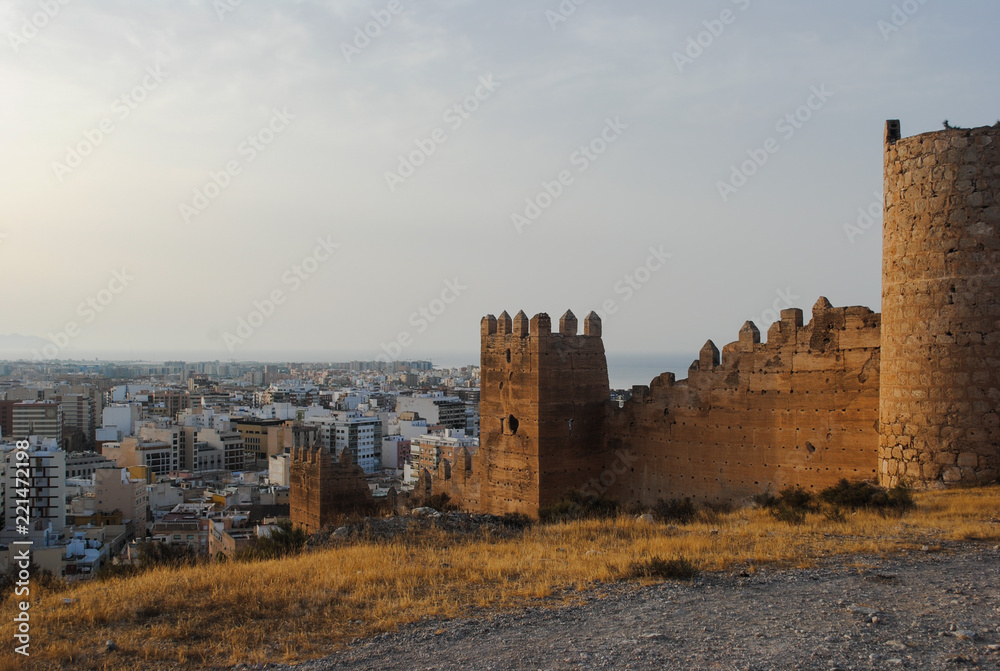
[[605, 352, 695, 390]]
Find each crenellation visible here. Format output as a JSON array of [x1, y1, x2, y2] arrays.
[[498, 311, 512, 335], [583, 311, 602, 337], [739, 321, 761, 352], [512, 310, 529, 337], [559, 310, 578, 336], [418, 121, 999, 519], [700, 340, 720, 372], [530, 312, 552, 337], [482, 314, 497, 337]]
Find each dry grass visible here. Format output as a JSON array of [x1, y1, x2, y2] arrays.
[[5, 486, 999, 670]]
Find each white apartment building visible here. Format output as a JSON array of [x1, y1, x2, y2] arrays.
[[2, 438, 66, 535]]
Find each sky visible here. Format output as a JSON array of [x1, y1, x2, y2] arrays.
[[1, 0, 999, 370]]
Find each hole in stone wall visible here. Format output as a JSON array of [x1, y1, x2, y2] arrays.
[[506, 349, 511, 363], [508, 415, 519, 435]]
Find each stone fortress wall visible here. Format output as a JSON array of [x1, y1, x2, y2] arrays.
[[604, 301, 881, 505], [412, 121, 1000, 518]]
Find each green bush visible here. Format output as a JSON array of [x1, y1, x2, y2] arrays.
[[625, 555, 698, 581]]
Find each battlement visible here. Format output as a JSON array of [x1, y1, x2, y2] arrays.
[[418, 120, 1000, 517], [482, 310, 603, 344], [631, 299, 880, 400], [610, 297, 882, 504]]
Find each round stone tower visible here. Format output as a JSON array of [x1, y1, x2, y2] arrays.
[[879, 120, 1000, 487]]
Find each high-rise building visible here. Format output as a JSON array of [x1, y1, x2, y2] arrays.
[[2, 439, 66, 534], [12, 401, 63, 445], [306, 412, 382, 473], [396, 395, 467, 432]]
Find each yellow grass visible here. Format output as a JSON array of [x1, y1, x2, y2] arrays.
[[5, 486, 999, 670]]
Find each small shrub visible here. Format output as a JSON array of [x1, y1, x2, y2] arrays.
[[823, 506, 847, 523], [819, 479, 915, 515], [753, 491, 777, 508], [235, 520, 308, 562], [0, 564, 64, 599], [539, 490, 619, 523], [771, 505, 807, 524], [97, 540, 202, 582], [762, 486, 816, 524], [775, 485, 816, 511], [625, 555, 698, 581], [651, 497, 696, 524], [498, 512, 534, 530], [624, 501, 649, 516]]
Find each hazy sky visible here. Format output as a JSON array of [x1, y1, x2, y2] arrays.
[[2, 0, 998, 366]]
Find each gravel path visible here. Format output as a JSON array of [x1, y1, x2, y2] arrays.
[[271, 544, 1000, 670]]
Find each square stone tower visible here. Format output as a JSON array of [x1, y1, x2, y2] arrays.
[[476, 310, 610, 516]]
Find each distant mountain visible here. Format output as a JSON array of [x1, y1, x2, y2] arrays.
[[0, 333, 48, 359]]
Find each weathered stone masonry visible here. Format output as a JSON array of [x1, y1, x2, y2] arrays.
[[879, 121, 1000, 486], [424, 121, 1000, 517], [605, 300, 881, 505], [290, 441, 373, 533]]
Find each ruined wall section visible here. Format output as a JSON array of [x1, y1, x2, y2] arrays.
[[605, 299, 881, 505], [469, 309, 610, 516], [880, 121, 1000, 487], [290, 444, 374, 533]]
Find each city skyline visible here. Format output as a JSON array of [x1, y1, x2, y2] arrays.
[[3, 0, 999, 364]]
